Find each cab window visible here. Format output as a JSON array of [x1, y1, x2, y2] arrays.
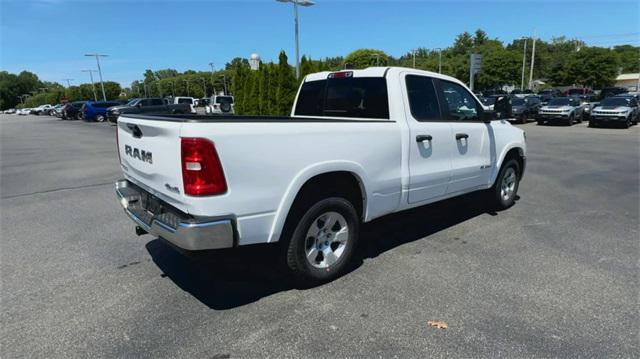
[[405, 75, 441, 121], [439, 80, 481, 121]]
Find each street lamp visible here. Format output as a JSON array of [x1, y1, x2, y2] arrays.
[[84, 53, 108, 101], [434, 48, 443, 73], [81, 69, 99, 101], [276, 0, 315, 79]]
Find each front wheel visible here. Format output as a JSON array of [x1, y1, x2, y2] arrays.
[[282, 197, 359, 285], [489, 159, 520, 210], [566, 114, 574, 126], [96, 114, 106, 122]]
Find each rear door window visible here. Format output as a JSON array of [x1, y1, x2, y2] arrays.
[[151, 99, 164, 106], [405, 75, 441, 121]]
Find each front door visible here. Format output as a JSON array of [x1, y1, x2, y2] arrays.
[[403, 73, 454, 204], [436, 79, 492, 194]]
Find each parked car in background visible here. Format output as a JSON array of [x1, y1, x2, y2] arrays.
[[537, 89, 561, 104], [51, 104, 64, 118], [598, 86, 628, 100], [510, 96, 541, 123], [563, 88, 594, 97], [17, 108, 31, 115], [590, 95, 639, 128], [205, 95, 235, 114], [114, 67, 525, 284], [62, 101, 86, 120], [171, 96, 197, 113], [106, 98, 193, 123], [80, 101, 122, 122], [510, 89, 533, 98], [537, 97, 586, 125], [5, 108, 17, 114], [31, 104, 53, 115], [197, 98, 210, 107]]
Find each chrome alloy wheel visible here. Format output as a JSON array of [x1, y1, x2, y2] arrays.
[[500, 167, 517, 202], [304, 211, 349, 269]]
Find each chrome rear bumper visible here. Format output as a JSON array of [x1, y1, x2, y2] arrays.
[[115, 179, 234, 250]]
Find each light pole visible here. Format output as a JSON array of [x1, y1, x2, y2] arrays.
[[276, 0, 315, 79], [62, 78, 74, 87], [170, 81, 176, 97], [434, 48, 442, 73], [220, 75, 228, 95], [208, 62, 218, 95], [520, 37, 528, 91], [81, 69, 98, 101], [157, 81, 163, 97], [84, 53, 108, 101]]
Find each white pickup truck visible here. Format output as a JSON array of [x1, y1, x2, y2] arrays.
[[115, 67, 526, 284]]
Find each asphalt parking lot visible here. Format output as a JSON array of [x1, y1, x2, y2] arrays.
[[1, 114, 638, 358]]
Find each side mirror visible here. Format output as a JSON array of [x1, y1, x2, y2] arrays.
[[493, 96, 512, 120]]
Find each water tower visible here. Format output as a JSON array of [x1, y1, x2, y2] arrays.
[[249, 53, 261, 71]]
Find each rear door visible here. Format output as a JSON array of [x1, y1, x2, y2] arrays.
[[403, 73, 454, 204], [437, 79, 492, 194], [117, 116, 185, 206]]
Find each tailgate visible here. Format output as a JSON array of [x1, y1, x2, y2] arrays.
[[117, 116, 185, 208]]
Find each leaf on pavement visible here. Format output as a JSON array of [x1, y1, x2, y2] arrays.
[[427, 320, 448, 330]]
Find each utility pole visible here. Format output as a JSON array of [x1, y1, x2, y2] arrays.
[[85, 53, 108, 101], [200, 78, 207, 97], [81, 70, 98, 101], [520, 38, 528, 91], [170, 81, 175, 97], [276, 0, 315, 79], [371, 54, 380, 66], [412, 49, 417, 68], [183, 79, 190, 96], [208, 62, 218, 95], [528, 31, 536, 90], [434, 48, 442, 73], [62, 78, 74, 87], [220, 75, 228, 95], [157, 82, 162, 97]]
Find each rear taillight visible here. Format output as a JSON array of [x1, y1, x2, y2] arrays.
[[181, 137, 227, 196]]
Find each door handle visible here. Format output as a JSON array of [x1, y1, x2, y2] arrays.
[[416, 135, 433, 142], [456, 133, 469, 140]]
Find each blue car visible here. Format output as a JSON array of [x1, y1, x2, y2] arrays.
[[81, 101, 122, 122]]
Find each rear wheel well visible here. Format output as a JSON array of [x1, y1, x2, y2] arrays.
[[280, 172, 364, 244]]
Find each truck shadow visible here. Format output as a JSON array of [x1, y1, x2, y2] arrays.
[[146, 191, 506, 310]]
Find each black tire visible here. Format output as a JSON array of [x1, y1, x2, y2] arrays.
[[566, 114, 574, 126], [488, 159, 520, 210], [589, 121, 597, 128], [623, 118, 630, 129], [76, 112, 83, 121], [519, 113, 527, 124], [96, 114, 106, 123], [577, 112, 583, 123], [282, 197, 359, 285], [537, 120, 544, 126]]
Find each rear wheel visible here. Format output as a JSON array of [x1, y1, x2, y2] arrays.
[[537, 119, 544, 126], [76, 112, 83, 121], [282, 197, 359, 285], [489, 159, 520, 210], [96, 114, 106, 123]]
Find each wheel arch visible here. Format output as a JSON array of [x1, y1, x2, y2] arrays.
[[492, 145, 526, 185], [267, 162, 369, 243]]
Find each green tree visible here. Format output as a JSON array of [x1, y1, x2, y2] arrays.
[[343, 49, 389, 69], [275, 50, 296, 115]]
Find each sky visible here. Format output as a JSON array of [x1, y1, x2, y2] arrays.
[[1, 0, 639, 87]]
